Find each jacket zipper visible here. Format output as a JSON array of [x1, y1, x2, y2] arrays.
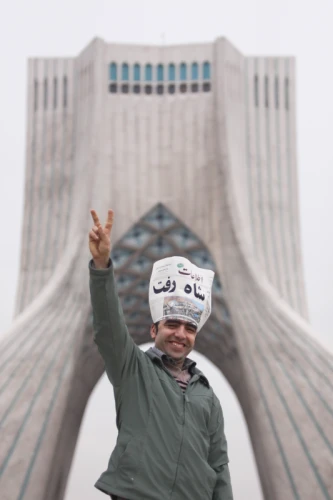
[[159, 364, 200, 498]]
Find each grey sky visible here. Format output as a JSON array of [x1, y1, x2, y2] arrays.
[[0, 1, 332, 499]]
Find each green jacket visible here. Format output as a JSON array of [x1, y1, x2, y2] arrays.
[[89, 261, 233, 500]]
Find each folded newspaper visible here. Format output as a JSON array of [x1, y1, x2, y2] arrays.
[[149, 256, 215, 332]]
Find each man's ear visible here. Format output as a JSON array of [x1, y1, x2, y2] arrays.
[[150, 323, 157, 340]]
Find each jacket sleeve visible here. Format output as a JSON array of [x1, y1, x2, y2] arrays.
[[89, 259, 141, 386], [208, 396, 234, 500]]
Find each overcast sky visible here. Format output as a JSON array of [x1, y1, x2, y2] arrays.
[[1, 1, 333, 499]]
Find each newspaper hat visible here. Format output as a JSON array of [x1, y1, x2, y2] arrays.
[[149, 256, 215, 332]]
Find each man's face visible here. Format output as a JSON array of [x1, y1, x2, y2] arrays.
[[150, 319, 198, 362]]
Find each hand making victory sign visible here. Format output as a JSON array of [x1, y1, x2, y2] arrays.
[[89, 209, 114, 269]]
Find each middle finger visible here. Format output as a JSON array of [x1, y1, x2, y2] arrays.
[[90, 209, 101, 227]]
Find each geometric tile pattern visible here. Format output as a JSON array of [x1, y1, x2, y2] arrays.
[[112, 203, 237, 360]]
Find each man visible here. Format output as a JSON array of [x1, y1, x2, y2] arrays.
[[89, 209, 234, 500]]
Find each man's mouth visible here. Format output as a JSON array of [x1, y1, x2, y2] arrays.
[[169, 341, 186, 348]]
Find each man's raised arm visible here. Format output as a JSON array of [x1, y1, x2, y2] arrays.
[[89, 209, 139, 386]]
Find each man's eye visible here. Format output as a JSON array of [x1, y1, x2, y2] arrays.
[[186, 325, 196, 332], [167, 323, 178, 328]]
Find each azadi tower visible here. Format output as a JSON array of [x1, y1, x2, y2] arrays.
[[0, 37, 333, 500]]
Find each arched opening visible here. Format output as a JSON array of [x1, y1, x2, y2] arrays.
[[109, 204, 233, 349]]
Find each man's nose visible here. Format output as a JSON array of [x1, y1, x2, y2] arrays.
[[175, 325, 186, 338]]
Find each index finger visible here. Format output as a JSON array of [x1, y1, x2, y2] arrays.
[[90, 209, 102, 227], [105, 209, 114, 232]]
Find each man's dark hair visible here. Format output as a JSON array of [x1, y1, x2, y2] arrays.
[[154, 321, 160, 332]]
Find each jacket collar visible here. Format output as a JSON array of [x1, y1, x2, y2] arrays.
[[145, 346, 210, 388]]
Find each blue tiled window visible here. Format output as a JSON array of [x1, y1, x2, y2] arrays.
[[180, 63, 187, 81], [203, 61, 210, 80], [145, 63, 152, 81], [134, 63, 141, 82], [122, 63, 129, 81], [157, 64, 164, 82], [191, 62, 199, 80], [110, 62, 117, 81], [168, 63, 175, 81]]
